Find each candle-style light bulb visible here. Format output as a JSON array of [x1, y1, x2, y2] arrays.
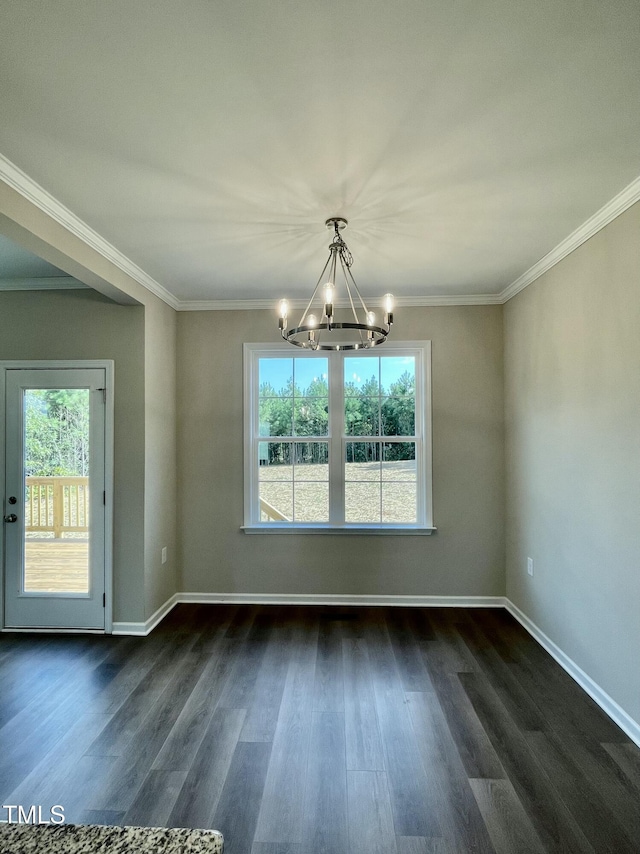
[[365, 310, 376, 347], [306, 313, 318, 349], [278, 299, 289, 330], [382, 293, 394, 325], [323, 283, 334, 327]]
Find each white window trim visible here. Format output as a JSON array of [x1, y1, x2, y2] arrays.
[[242, 341, 435, 534]]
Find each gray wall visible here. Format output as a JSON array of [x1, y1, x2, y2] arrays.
[[0, 288, 146, 623], [144, 296, 178, 618], [0, 181, 180, 626], [177, 305, 505, 597], [504, 201, 640, 725]]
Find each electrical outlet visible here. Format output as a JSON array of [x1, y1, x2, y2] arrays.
[[527, 557, 534, 577], [161, 546, 167, 564]]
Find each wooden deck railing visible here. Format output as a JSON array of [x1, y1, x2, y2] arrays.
[[259, 497, 289, 522], [25, 476, 89, 538]]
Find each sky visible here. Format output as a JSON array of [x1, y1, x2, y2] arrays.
[[259, 355, 415, 395]]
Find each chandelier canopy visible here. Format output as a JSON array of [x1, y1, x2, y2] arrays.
[[278, 218, 394, 351]]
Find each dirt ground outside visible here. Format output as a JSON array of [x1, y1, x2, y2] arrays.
[[259, 459, 417, 523]]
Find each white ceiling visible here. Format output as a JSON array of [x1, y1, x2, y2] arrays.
[[0, 0, 639, 304]]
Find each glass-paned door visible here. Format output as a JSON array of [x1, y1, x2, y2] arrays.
[[4, 369, 106, 629]]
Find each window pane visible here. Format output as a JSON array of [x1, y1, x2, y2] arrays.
[[294, 443, 329, 480], [294, 358, 329, 395], [382, 443, 416, 480], [24, 388, 90, 594], [344, 356, 379, 397], [381, 397, 415, 436], [259, 442, 292, 479], [259, 358, 293, 397], [345, 397, 380, 436], [382, 482, 417, 523], [345, 482, 381, 523], [381, 356, 415, 396], [259, 398, 293, 437], [294, 398, 328, 436], [345, 442, 381, 480], [259, 482, 292, 522], [294, 483, 329, 522], [250, 346, 427, 529]]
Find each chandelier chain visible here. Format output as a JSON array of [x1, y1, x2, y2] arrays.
[[329, 220, 354, 268], [331, 235, 354, 269]]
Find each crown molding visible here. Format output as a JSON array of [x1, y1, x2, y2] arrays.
[[0, 153, 180, 309], [500, 173, 640, 303], [175, 293, 503, 311], [3, 151, 638, 312], [0, 276, 88, 291]]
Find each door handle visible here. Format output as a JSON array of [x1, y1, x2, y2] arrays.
[[3, 514, 18, 523]]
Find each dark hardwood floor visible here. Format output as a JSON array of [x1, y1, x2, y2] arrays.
[[0, 605, 639, 853]]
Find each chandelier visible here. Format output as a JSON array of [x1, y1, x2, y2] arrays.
[[278, 217, 394, 351]]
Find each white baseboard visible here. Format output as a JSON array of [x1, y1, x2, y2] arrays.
[[178, 592, 507, 608], [112, 592, 180, 636], [1, 627, 104, 634], [505, 599, 640, 748]]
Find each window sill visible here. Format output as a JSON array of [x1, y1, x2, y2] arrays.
[[241, 524, 436, 535]]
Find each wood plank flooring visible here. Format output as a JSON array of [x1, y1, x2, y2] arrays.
[[0, 605, 639, 853]]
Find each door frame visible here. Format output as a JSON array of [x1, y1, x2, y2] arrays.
[[0, 360, 114, 633]]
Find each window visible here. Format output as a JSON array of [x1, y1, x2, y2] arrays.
[[243, 343, 433, 533]]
